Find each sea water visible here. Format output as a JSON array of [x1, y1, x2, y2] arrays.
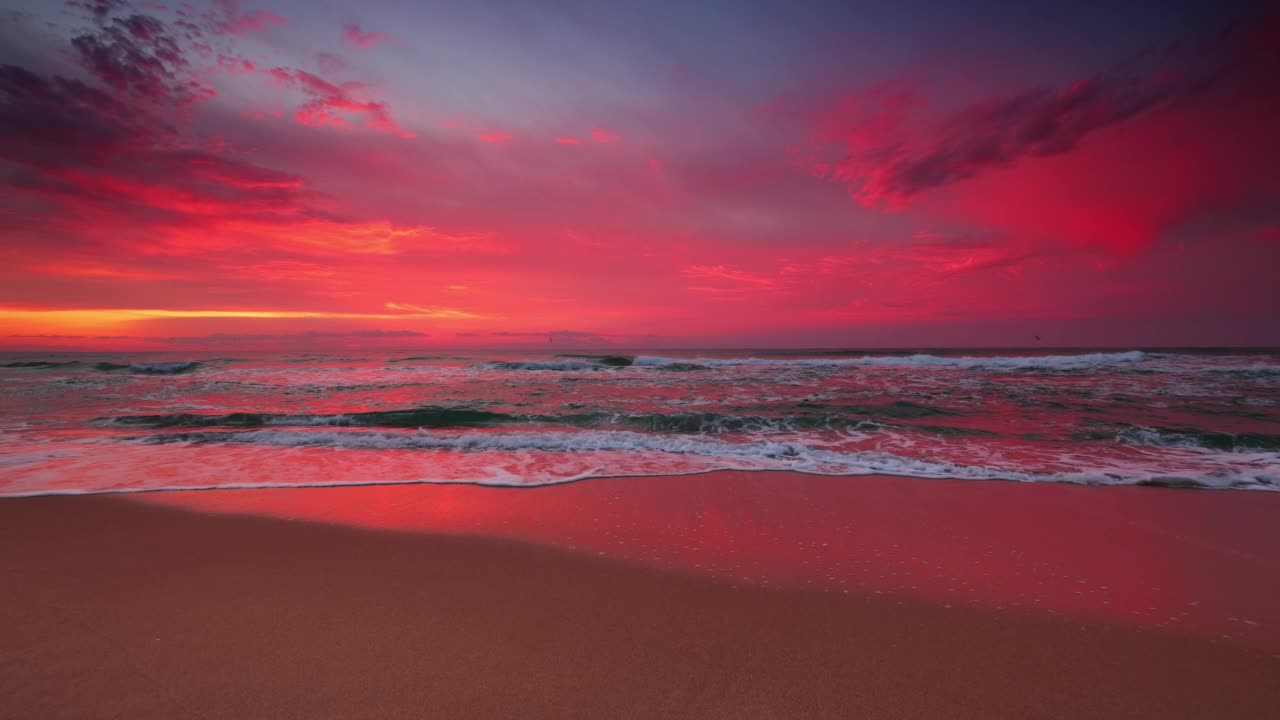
[[1, 348, 1277, 496]]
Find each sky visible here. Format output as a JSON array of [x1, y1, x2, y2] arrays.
[[1, 0, 1278, 351]]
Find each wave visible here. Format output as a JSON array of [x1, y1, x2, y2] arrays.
[[473, 351, 1149, 372], [94, 361, 202, 375], [555, 354, 634, 366], [1208, 365, 1280, 377], [1105, 425, 1280, 452], [633, 350, 1150, 370], [476, 355, 637, 370], [132, 428, 1278, 491], [477, 359, 622, 371], [103, 406, 939, 433], [107, 407, 515, 429], [3, 359, 204, 374]]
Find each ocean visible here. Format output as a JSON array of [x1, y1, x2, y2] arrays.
[[2, 348, 1277, 496]]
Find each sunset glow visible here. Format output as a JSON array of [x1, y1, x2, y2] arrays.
[[2, 0, 1278, 349]]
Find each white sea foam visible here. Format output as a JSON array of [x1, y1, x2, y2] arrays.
[[134, 428, 1278, 491]]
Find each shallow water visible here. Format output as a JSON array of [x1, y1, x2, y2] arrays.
[[2, 348, 1277, 495]]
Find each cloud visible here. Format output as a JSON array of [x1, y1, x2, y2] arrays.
[[817, 77, 1179, 208], [682, 265, 777, 292], [809, 17, 1272, 210], [903, 231, 1039, 274], [8, 329, 427, 341], [69, 1, 128, 24], [136, 328, 432, 349], [179, 328, 428, 341], [266, 67, 414, 137], [0, 64, 166, 165], [342, 23, 392, 49], [0, 11, 429, 265], [384, 302, 481, 319], [454, 330, 610, 343], [213, 0, 286, 36], [77, 4, 411, 140], [68, 12, 210, 106]]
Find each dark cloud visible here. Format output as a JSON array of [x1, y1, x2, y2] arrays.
[[71, 13, 199, 104], [346, 329, 429, 337], [0, 63, 166, 165], [818, 9, 1278, 207], [456, 330, 598, 338], [67, 0, 128, 24], [0, 11, 346, 237], [454, 331, 611, 344], [828, 75, 1183, 206], [0, 68, 319, 226]]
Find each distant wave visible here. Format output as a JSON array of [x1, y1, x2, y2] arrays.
[[2, 359, 202, 374], [102, 403, 953, 432], [471, 351, 1152, 372], [93, 361, 202, 375], [132, 428, 1278, 491], [477, 359, 622, 371], [107, 407, 514, 429], [634, 350, 1150, 370]]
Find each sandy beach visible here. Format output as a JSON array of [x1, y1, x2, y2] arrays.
[[4, 475, 1279, 719]]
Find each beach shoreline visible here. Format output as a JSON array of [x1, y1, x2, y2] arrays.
[[4, 475, 1280, 719]]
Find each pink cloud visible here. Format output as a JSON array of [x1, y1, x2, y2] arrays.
[[214, 0, 285, 35], [794, 10, 1280, 259], [682, 265, 777, 293], [266, 68, 415, 138]]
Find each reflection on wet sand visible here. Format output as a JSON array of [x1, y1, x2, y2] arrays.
[[143, 471, 1280, 652]]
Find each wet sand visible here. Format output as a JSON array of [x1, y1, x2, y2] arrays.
[[143, 471, 1280, 650], [3, 484, 1279, 719]]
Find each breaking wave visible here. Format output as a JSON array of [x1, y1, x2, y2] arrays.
[[132, 428, 1278, 491]]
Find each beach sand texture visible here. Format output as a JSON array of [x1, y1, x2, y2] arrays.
[[4, 474, 1280, 719]]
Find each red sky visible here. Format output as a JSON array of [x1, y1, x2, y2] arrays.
[[1, 0, 1278, 350]]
